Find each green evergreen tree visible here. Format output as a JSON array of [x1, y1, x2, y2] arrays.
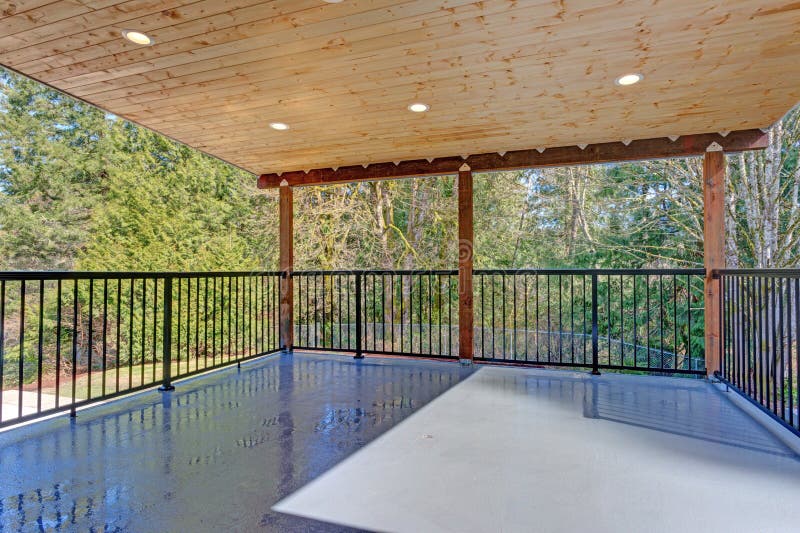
[[0, 70, 109, 270]]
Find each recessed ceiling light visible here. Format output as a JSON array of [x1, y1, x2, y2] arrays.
[[408, 103, 430, 113], [323, 0, 344, 3], [615, 73, 643, 86], [121, 30, 153, 46], [270, 122, 290, 131]]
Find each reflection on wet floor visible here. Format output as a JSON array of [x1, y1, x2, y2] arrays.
[[0, 352, 472, 532], [582, 376, 794, 456]]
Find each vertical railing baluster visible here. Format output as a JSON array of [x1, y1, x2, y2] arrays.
[[177, 278, 182, 372], [491, 274, 496, 358], [305, 275, 310, 347], [618, 275, 623, 367], [71, 279, 78, 417], [779, 277, 785, 420], [771, 277, 778, 414], [101, 278, 107, 398], [570, 275, 575, 364], [583, 274, 587, 365], [480, 274, 485, 358], [355, 272, 363, 359], [197, 276, 201, 370], [606, 275, 611, 366], [87, 278, 92, 399], [204, 277, 209, 367], [502, 274, 507, 360], [339, 274, 344, 350], [159, 276, 174, 392], [128, 278, 134, 391], [756, 276, 763, 405], [141, 278, 146, 386], [212, 276, 217, 366], [557, 274, 562, 362], [645, 274, 651, 370], [390, 274, 395, 352], [37, 279, 44, 413], [234, 276, 239, 360], [535, 274, 540, 361], [795, 277, 800, 430], [672, 274, 678, 371], [720, 274, 727, 379], [0, 280, 5, 424], [428, 273, 432, 356], [321, 274, 326, 348], [417, 273, 422, 354], [226, 276, 232, 360], [591, 273, 599, 375], [522, 273, 528, 361], [437, 274, 442, 356], [56, 279, 63, 406], [152, 278, 158, 381], [746, 276, 753, 397], [448, 273, 453, 357], [547, 274, 553, 362], [658, 274, 665, 370], [736, 276, 743, 389], [631, 274, 639, 368], [115, 279, 121, 393], [684, 275, 689, 372]]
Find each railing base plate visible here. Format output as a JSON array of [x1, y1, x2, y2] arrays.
[[158, 385, 175, 392]]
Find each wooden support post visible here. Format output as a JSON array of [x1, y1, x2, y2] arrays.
[[458, 164, 474, 364], [279, 180, 294, 352], [703, 149, 725, 377]]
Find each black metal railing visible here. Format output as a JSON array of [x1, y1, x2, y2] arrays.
[[717, 269, 800, 436], [0, 267, 707, 429], [293, 270, 459, 358], [0, 271, 281, 428], [292, 269, 706, 374], [474, 269, 706, 374]]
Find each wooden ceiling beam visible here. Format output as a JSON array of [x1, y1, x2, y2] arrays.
[[257, 129, 768, 189]]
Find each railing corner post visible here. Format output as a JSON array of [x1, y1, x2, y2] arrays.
[[159, 276, 175, 392], [591, 273, 600, 375], [354, 272, 364, 359]]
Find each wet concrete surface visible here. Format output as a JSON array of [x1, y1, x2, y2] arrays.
[[0, 352, 472, 532]]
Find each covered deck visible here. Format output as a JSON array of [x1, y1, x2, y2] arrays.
[[2, 1, 800, 531], [1, 351, 798, 532]]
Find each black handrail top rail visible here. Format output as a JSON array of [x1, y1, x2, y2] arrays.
[[292, 268, 703, 276], [473, 268, 703, 275], [0, 268, 706, 282], [0, 270, 283, 281], [713, 268, 800, 278], [292, 269, 459, 276]]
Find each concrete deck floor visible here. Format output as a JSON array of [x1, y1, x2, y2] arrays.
[[0, 352, 798, 532], [277, 365, 800, 533]]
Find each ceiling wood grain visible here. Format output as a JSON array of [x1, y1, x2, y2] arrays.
[[1, 0, 798, 175]]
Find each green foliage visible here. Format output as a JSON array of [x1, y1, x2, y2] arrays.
[[0, 67, 277, 274], [78, 122, 275, 272], [0, 70, 109, 270]]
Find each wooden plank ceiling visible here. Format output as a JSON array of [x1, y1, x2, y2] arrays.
[[1, 0, 799, 176]]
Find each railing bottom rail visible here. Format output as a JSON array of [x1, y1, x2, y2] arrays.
[[715, 372, 800, 439]]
